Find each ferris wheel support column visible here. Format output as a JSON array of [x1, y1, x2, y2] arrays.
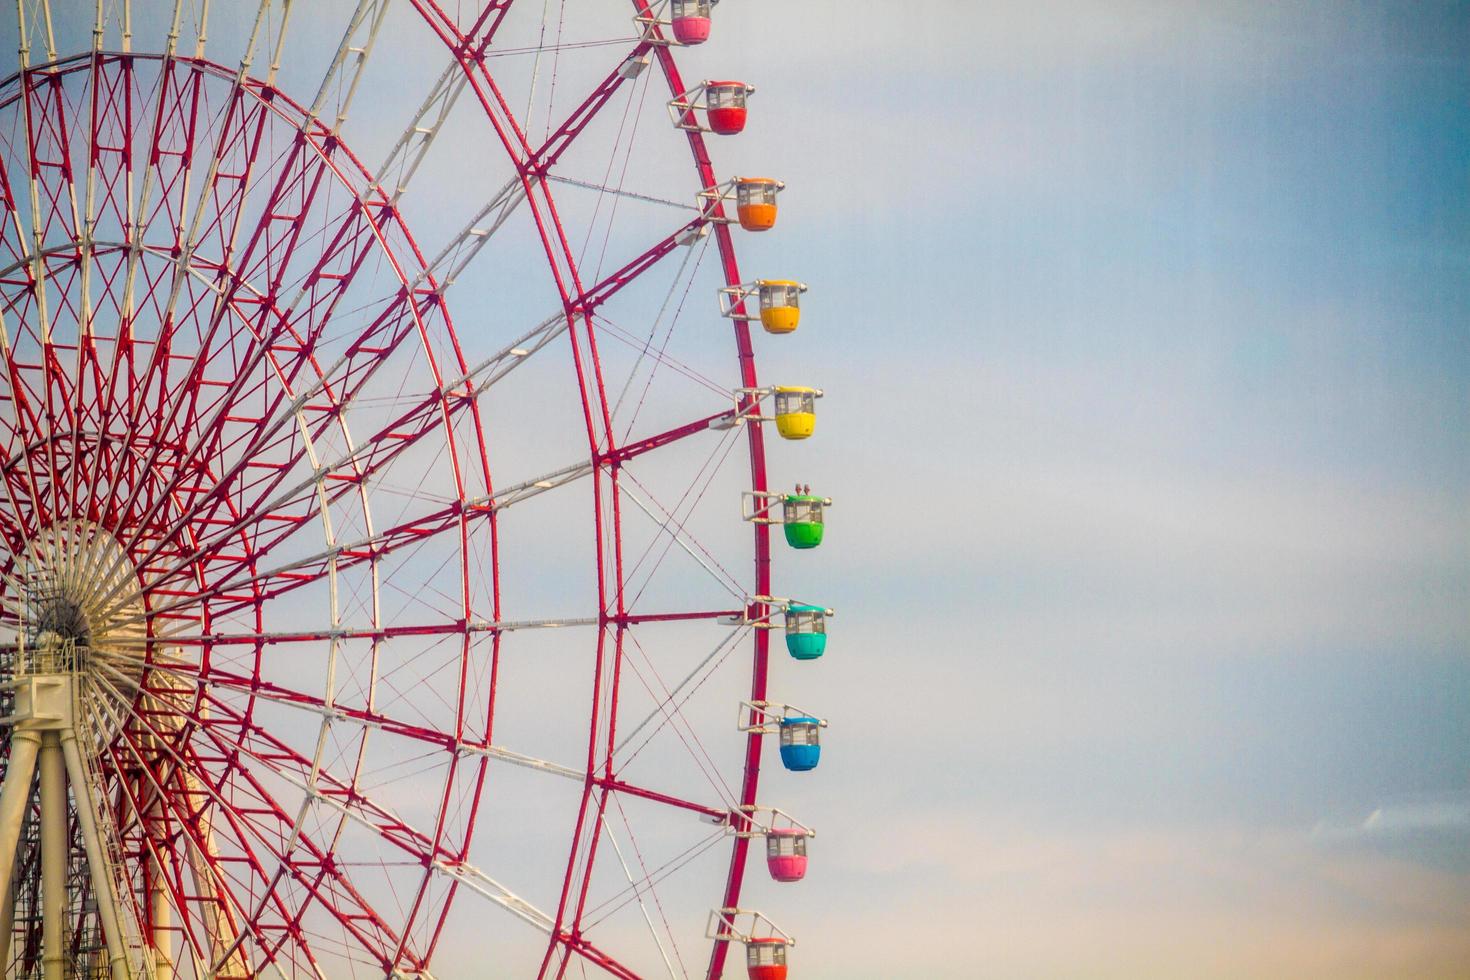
[[179, 765, 249, 978], [60, 731, 134, 980], [0, 729, 42, 896], [39, 733, 67, 980], [0, 853, 13, 968], [148, 833, 176, 980]]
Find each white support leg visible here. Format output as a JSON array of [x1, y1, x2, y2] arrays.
[[60, 733, 132, 980], [39, 734, 66, 980], [0, 857, 13, 970], [149, 848, 174, 980], [182, 767, 250, 978], [0, 731, 42, 893]]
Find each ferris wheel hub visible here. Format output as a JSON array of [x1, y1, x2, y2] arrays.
[[14, 521, 149, 750]]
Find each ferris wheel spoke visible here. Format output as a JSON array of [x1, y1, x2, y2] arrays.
[[93, 71, 283, 539], [132, 396, 739, 626], [186, 666, 730, 907], [571, 215, 712, 325], [123, 456, 597, 628], [117, 287, 429, 583], [582, 817, 727, 934], [375, 62, 472, 206], [411, 0, 516, 57], [186, 692, 522, 969], [101, 667, 370, 977], [606, 626, 745, 766], [182, 721, 422, 971], [591, 806, 685, 980], [528, 37, 656, 173], [99, 739, 245, 977], [546, 175, 693, 213], [599, 778, 726, 823], [429, 857, 556, 933], [166, 660, 468, 755], [370, 1, 516, 206], [12, 68, 81, 528], [597, 406, 741, 469], [309, 0, 393, 135], [94, 699, 307, 978], [418, 176, 529, 287], [120, 615, 600, 651]]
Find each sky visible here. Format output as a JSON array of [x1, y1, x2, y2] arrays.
[[748, 2, 1470, 976], [2, 0, 1467, 977]]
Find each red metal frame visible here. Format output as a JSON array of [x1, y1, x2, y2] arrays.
[[0, 1, 781, 975], [401, 5, 774, 978]]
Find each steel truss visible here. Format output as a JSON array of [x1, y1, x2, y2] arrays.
[[0, 1, 791, 977]]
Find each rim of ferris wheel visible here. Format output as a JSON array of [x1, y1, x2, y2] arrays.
[[670, 80, 758, 134], [635, 0, 723, 46], [721, 280, 809, 334]]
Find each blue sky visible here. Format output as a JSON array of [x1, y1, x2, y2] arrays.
[[744, 2, 1470, 975]]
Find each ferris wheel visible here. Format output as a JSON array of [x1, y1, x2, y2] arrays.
[[0, 0, 834, 978]]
